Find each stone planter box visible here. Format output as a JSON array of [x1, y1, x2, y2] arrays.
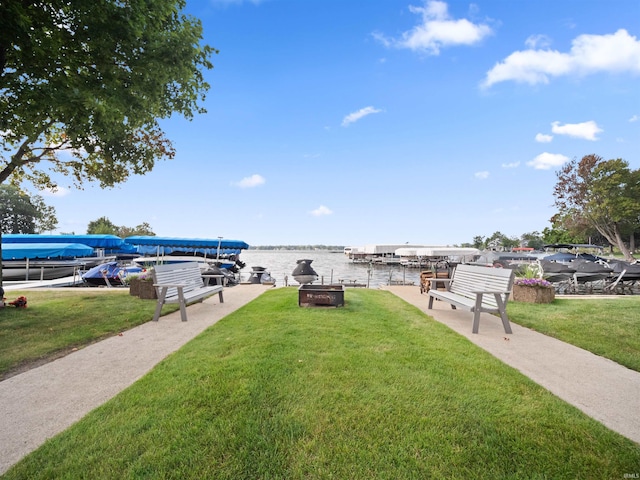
[[512, 284, 555, 303], [129, 278, 141, 297], [138, 280, 157, 300], [299, 284, 344, 307]]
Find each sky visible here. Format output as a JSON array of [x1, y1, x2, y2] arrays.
[[36, 0, 640, 247]]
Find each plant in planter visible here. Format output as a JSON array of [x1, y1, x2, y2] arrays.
[[126, 273, 142, 296], [137, 269, 157, 299], [127, 269, 156, 299], [513, 264, 555, 303]]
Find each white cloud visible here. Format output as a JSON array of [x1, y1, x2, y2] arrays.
[[474, 171, 489, 179], [525, 34, 552, 49], [310, 205, 333, 216], [482, 29, 640, 88], [233, 174, 265, 188], [629, 114, 639, 122], [535, 133, 553, 143], [501, 161, 520, 168], [41, 186, 70, 197], [551, 120, 603, 141], [341, 106, 382, 127], [374, 0, 493, 55], [527, 152, 570, 170]]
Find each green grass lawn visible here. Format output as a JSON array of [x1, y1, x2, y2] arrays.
[[4, 288, 639, 479], [0, 289, 178, 379], [507, 297, 640, 372]]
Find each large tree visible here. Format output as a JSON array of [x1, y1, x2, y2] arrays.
[[1, 0, 214, 188], [553, 154, 640, 262], [0, 185, 58, 234], [0, 0, 215, 286]]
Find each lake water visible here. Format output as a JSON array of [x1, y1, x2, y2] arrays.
[[238, 250, 422, 288]]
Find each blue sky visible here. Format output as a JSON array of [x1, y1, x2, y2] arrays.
[[41, 0, 639, 247]]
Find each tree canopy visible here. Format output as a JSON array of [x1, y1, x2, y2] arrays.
[[87, 216, 155, 237], [553, 154, 640, 261], [0, 0, 215, 190], [0, 185, 58, 234], [0, 0, 214, 287]]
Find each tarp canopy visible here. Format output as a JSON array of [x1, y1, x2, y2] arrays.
[[3, 234, 126, 249], [2, 243, 95, 260], [124, 236, 250, 257]]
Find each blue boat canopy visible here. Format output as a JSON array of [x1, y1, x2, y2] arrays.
[[2, 243, 95, 260], [124, 236, 249, 257], [3, 234, 126, 249]]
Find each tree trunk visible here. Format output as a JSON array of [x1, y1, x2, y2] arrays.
[[595, 222, 635, 262], [613, 226, 635, 262]]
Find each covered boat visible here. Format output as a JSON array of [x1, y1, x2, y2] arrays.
[[539, 259, 577, 284], [123, 236, 249, 273], [81, 261, 143, 287], [570, 258, 613, 284], [608, 259, 640, 282], [2, 243, 95, 281], [3, 233, 124, 248]]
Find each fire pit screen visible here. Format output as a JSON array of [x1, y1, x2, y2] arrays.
[[298, 284, 345, 307]]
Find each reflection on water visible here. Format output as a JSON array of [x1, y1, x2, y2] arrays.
[[238, 250, 422, 287]]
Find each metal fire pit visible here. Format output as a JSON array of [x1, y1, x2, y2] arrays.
[[298, 284, 344, 307]]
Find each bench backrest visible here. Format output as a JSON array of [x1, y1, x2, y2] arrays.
[[449, 264, 515, 308], [152, 262, 205, 299]]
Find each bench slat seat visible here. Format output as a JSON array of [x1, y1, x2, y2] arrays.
[[427, 264, 515, 334], [151, 262, 224, 322]]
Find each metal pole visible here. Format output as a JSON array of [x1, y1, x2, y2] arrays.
[[216, 237, 223, 262]]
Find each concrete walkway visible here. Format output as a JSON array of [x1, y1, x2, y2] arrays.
[[382, 285, 640, 445], [0, 284, 271, 475]]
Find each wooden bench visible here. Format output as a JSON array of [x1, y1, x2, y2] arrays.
[[426, 264, 515, 334], [151, 262, 224, 322]]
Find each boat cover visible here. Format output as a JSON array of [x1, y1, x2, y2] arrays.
[[3, 234, 126, 248], [124, 236, 249, 256], [2, 243, 94, 260]]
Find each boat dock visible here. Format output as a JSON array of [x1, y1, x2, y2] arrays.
[[3, 276, 86, 291]]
